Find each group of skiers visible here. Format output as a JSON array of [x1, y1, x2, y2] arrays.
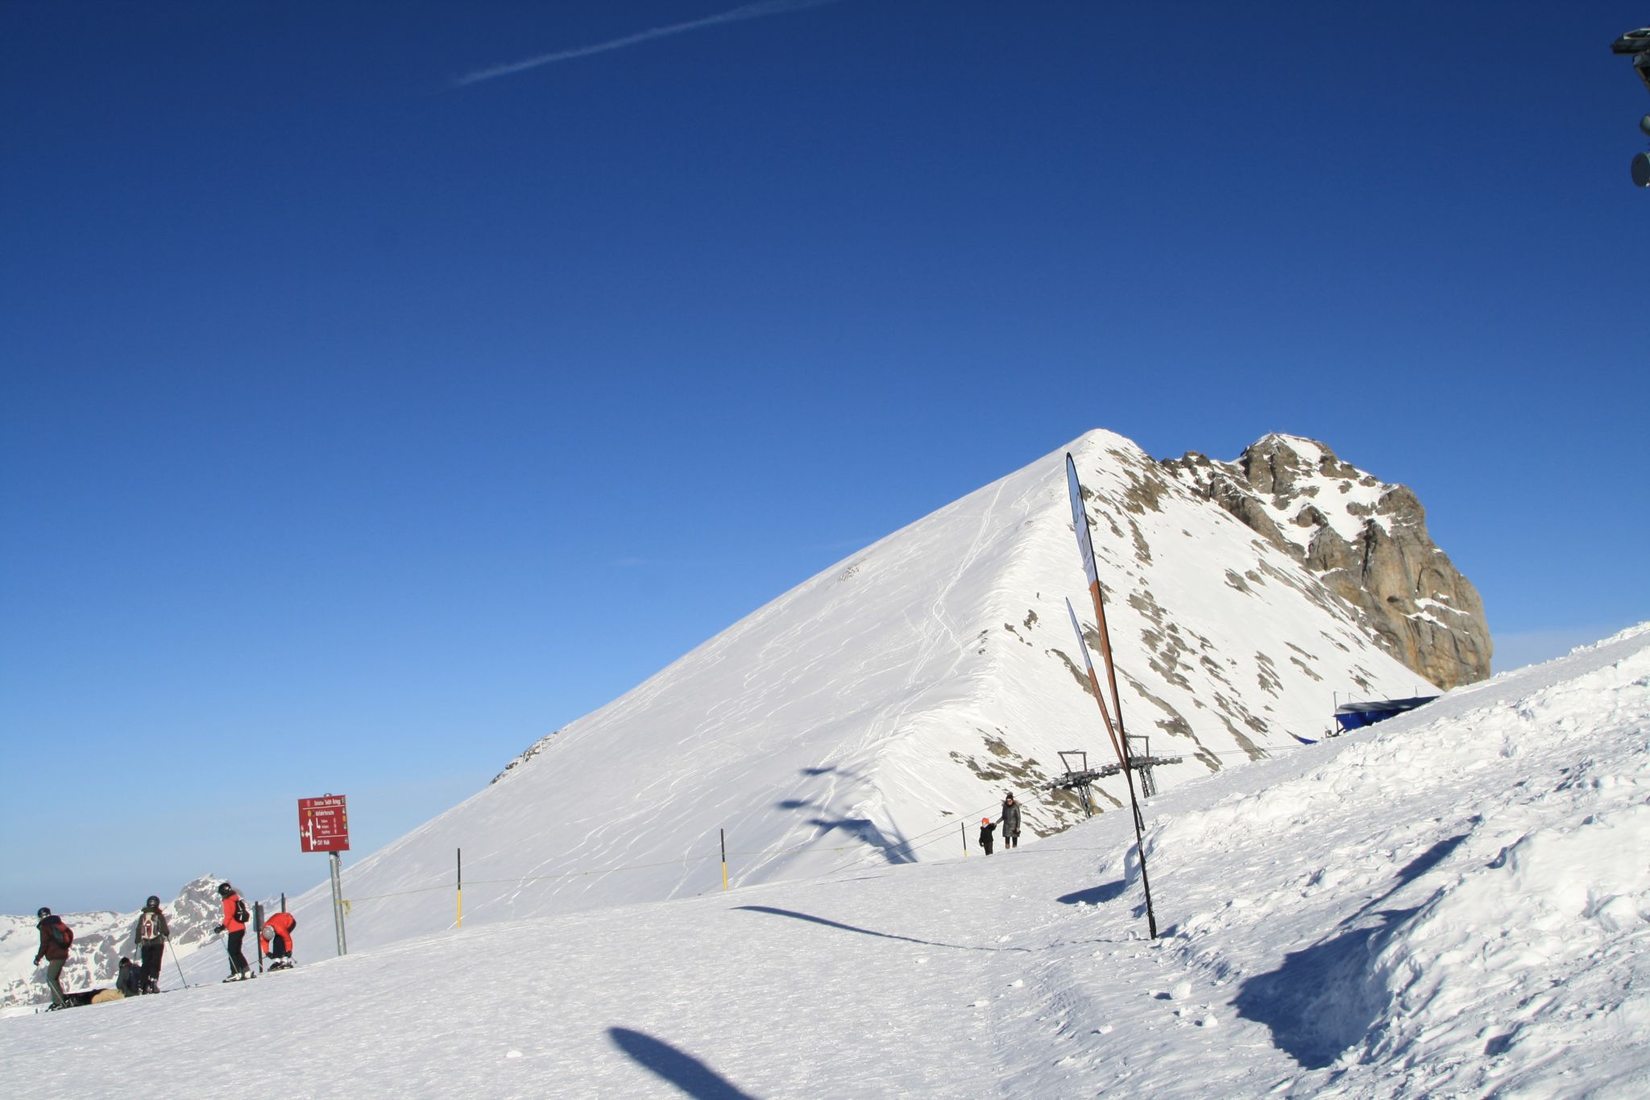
[[977, 792, 1022, 855], [31, 881, 297, 1010]]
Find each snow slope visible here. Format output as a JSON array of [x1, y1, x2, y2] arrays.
[[253, 431, 1430, 954], [4, 624, 1644, 1097]]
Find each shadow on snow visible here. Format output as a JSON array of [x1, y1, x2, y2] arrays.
[[1056, 879, 1131, 906], [1232, 827, 1477, 1069], [608, 1028, 757, 1100], [734, 905, 1031, 953]]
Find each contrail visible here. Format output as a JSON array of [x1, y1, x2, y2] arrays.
[[454, 0, 842, 87]]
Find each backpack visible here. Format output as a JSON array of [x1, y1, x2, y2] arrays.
[[234, 898, 249, 924], [139, 912, 158, 941], [49, 919, 74, 948]]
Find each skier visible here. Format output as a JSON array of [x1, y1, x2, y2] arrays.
[[130, 895, 170, 993], [213, 882, 254, 981], [260, 910, 297, 970], [32, 906, 73, 1010], [1000, 793, 1022, 850], [978, 816, 997, 855]]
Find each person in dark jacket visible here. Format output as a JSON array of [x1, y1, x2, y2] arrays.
[[116, 957, 144, 997], [131, 895, 170, 993], [1000, 793, 1023, 850], [213, 882, 254, 981], [260, 910, 297, 970], [32, 906, 72, 1010], [978, 816, 997, 856]]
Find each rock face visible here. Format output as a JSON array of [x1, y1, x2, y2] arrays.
[[1164, 434, 1491, 690]]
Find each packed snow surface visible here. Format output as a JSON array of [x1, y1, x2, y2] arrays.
[[6, 624, 1646, 1098]]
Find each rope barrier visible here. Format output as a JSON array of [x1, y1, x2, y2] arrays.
[[336, 799, 1125, 913]]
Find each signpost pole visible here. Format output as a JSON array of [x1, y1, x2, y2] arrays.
[[329, 850, 347, 957], [298, 793, 351, 957]]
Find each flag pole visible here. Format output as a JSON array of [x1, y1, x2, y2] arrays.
[[1066, 453, 1158, 939]]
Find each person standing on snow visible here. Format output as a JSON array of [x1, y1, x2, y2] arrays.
[[978, 816, 997, 855], [213, 882, 254, 981], [32, 906, 73, 1010], [131, 895, 170, 993], [260, 909, 297, 970], [1000, 793, 1022, 850]]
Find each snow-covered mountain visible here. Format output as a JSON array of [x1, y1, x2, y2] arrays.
[[5, 625, 1645, 1097], [1, 877, 225, 1011], [275, 430, 1453, 952]]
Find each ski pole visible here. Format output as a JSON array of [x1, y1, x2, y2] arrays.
[[167, 939, 189, 989]]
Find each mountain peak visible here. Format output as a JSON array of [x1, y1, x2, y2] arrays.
[[279, 429, 1481, 951]]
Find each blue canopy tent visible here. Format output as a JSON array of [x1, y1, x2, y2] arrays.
[[1333, 695, 1439, 734]]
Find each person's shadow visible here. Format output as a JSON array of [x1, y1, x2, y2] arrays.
[[608, 1027, 758, 1099]]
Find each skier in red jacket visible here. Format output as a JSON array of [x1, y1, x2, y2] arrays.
[[213, 883, 254, 982], [260, 910, 297, 970]]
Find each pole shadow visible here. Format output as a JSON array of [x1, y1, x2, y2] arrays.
[[608, 1027, 757, 1100], [734, 904, 1030, 953], [1056, 879, 1130, 906]]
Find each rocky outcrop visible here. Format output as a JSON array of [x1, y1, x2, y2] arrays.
[[1164, 435, 1491, 690]]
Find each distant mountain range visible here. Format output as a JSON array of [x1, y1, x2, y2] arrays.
[[1, 877, 225, 1012]]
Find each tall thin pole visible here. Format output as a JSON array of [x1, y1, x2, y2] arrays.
[[456, 848, 463, 929], [254, 901, 265, 973], [1066, 454, 1159, 939], [720, 829, 729, 891], [329, 850, 348, 956]]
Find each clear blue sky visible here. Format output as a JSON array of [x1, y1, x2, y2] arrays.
[[4, 1, 1646, 914]]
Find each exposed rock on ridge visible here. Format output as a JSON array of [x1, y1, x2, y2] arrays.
[[1164, 434, 1491, 690]]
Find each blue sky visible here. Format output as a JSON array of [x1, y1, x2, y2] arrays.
[[3, 1, 1646, 914]]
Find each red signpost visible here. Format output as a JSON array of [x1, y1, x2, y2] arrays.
[[298, 794, 350, 853], [298, 794, 350, 956]]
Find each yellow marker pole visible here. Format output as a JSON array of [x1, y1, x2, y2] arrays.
[[456, 848, 463, 929], [720, 829, 729, 891]]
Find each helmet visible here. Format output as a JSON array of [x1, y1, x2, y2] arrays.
[[37, 906, 51, 919], [146, 895, 160, 908], [217, 883, 233, 897], [981, 817, 991, 825]]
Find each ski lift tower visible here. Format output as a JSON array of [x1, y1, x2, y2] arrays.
[[1049, 743, 1184, 816], [1611, 27, 1650, 187]]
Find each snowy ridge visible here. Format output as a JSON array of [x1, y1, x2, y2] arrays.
[[273, 430, 1430, 952], [4, 625, 1645, 1097]]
